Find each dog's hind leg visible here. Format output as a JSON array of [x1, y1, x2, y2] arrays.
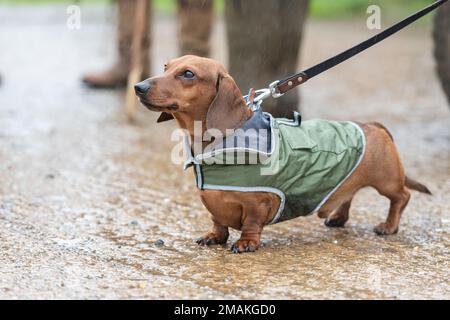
[[362, 122, 411, 235], [324, 198, 352, 228], [374, 187, 410, 235]]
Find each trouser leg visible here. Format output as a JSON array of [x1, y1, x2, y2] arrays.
[[177, 0, 213, 57], [83, 0, 152, 88], [225, 0, 309, 117]]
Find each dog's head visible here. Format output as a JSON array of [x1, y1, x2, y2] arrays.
[[135, 55, 248, 135]]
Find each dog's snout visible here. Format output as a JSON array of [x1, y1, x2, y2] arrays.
[[134, 81, 151, 96]]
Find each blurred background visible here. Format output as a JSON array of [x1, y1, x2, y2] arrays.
[[0, 0, 449, 299]]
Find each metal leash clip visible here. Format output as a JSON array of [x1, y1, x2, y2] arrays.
[[269, 80, 284, 98], [244, 88, 266, 110], [244, 81, 285, 110], [252, 80, 284, 103]]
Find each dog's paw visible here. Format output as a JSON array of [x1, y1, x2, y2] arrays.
[[196, 233, 228, 246], [373, 223, 398, 236], [230, 239, 259, 254], [324, 217, 346, 228]]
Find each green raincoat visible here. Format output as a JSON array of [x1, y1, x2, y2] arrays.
[[183, 110, 365, 224]]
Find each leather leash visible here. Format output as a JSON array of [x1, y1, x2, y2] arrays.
[[256, 0, 448, 102]]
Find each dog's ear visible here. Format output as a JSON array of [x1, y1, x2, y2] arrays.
[[157, 112, 174, 123], [206, 73, 247, 136]]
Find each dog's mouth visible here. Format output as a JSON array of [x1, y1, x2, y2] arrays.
[[139, 98, 179, 112]]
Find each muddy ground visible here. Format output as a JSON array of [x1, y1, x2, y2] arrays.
[[0, 5, 449, 299]]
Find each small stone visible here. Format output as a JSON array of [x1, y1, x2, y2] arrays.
[[333, 240, 338, 244], [138, 282, 147, 289], [154, 239, 164, 247]]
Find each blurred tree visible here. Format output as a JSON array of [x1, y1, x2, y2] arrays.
[[225, 0, 310, 117]]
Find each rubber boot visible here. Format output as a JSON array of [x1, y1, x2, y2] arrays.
[[83, 0, 151, 88], [177, 0, 213, 57]]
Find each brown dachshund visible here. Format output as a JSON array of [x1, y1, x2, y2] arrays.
[[135, 55, 431, 253]]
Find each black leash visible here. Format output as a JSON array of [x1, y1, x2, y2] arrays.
[[267, 0, 448, 98]]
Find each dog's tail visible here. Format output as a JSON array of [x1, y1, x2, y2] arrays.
[[405, 176, 432, 195]]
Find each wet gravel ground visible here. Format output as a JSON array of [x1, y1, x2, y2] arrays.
[[0, 5, 449, 299]]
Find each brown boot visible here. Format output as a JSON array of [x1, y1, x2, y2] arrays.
[[177, 0, 213, 57], [83, 0, 151, 89]]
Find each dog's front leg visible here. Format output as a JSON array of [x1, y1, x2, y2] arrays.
[[231, 227, 262, 253], [230, 206, 268, 253], [196, 220, 229, 246]]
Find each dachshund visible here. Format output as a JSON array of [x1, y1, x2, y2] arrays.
[[134, 55, 431, 253]]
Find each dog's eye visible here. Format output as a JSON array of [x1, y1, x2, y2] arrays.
[[180, 70, 196, 79]]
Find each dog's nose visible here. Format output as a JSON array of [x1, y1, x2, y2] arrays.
[[134, 81, 151, 96]]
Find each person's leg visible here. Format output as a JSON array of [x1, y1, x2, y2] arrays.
[[83, 0, 152, 88], [177, 0, 213, 57], [225, 0, 309, 117]]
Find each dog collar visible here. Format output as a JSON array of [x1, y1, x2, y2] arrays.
[[183, 109, 299, 169]]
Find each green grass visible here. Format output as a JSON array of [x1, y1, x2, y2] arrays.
[[0, 0, 224, 14], [0, 0, 436, 19], [310, 0, 433, 18]]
